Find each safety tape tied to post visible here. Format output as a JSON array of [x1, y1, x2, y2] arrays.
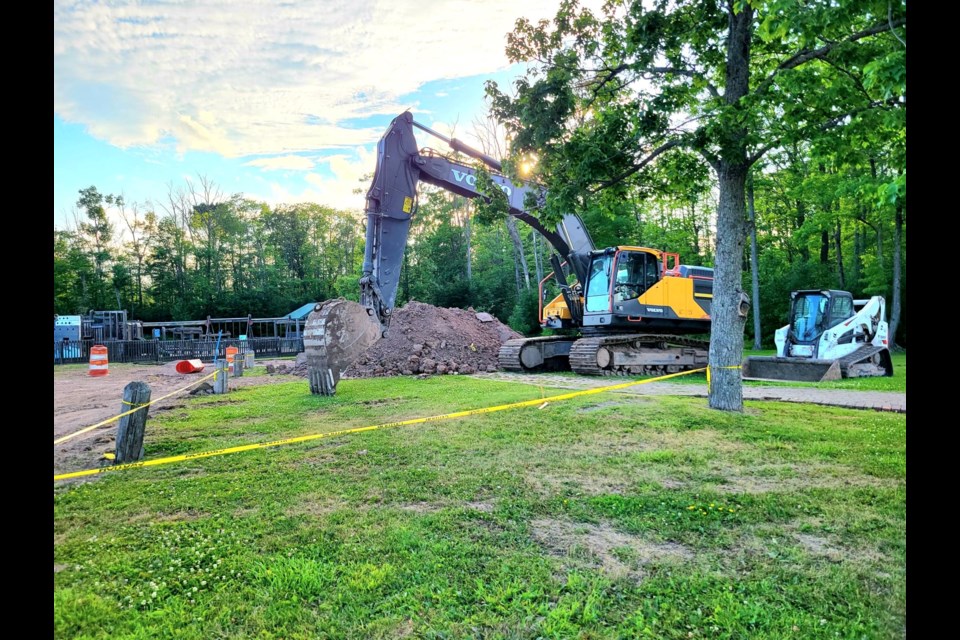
[[54, 370, 220, 446], [54, 367, 707, 482], [706, 365, 742, 393]]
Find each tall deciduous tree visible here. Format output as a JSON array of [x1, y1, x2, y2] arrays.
[[487, 0, 905, 410], [76, 186, 117, 309]]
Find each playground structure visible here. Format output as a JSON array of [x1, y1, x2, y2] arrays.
[[54, 304, 318, 364]]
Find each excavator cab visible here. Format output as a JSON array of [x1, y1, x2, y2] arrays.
[[580, 247, 712, 334]]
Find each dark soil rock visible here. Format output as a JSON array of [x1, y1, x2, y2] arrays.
[[343, 302, 521, 379]]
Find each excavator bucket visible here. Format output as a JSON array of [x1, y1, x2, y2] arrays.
[[741, 356, 843, 383], [303, 299, 382, 395]]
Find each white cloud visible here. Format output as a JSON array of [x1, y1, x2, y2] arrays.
[[54, 0, 577, 157], [244, 146, 376, 211], [244, 155, 315, 171]]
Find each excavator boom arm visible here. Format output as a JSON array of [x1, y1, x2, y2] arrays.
[[361, 111, 584, 331], [305, 110, 593, 396]]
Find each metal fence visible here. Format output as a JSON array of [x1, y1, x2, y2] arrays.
[[53, 337, 304, 365]]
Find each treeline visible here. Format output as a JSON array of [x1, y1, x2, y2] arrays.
[[54, 143, 905, 346], [53, 178, 554, 329]]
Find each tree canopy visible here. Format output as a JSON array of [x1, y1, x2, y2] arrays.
[[485, 0, 905, 410]]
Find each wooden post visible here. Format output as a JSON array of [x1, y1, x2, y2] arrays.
[[116, 382, 151, 464], [214, 360, 229, 394], [233, 356, 244, 378], [244, 351, 254, 368]]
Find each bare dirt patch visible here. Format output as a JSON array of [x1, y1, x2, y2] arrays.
[[531, 518, 692, 581], [709, 462, 899, 494], [54, 359, 310, 477], [287, 496, 351, 518], [529, 473, 630, 496], [129, 509, 206, 524], [726, 520, 890, 568], [464, 501, 496, 513], [398, 502, 444, 515], [577, 400, 632, 413], [659, 478, 688, 489], [794, 533, 846, 562]]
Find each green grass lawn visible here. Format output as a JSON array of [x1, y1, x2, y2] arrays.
[[54, 375, 905, 639]]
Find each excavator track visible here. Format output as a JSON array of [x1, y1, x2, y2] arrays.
[[498, 336, 575, 372], [569, 334, 710, 376]]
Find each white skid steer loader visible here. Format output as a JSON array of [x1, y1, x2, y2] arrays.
[[742, 290, 894, 383]]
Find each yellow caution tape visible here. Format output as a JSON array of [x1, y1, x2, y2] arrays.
[[54, 370, 219, 446], [706, 365, 742, 394], [54, 367, 705, 482]]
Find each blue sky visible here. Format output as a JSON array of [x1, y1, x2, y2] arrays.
[[54, 0, 580, 231]]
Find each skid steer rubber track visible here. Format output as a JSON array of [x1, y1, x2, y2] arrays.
[[838, 345, 894, 378]]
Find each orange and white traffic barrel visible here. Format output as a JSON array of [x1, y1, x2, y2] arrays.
[[225, 346, 239, 374], [89, 345, 109, 377], [175, 359, 205, 374]]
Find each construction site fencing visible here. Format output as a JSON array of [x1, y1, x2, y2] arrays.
[[53, 337, 304, 365]]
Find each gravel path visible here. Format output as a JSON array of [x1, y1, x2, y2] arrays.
[[474, 372, 906, 413]]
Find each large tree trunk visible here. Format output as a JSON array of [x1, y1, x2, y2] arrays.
[[820, 229, 830, 264], [513, 254, 521, 294], [465, 206, 472, 282], [853, 222, 862, 289], [835, 219, 845, 289], [795, 200, 810, 261], [889, 198, 903, 345], [711, 162, 749, 411], [708, 2, 753, 412], [689, 201, 701, 256], [869, 158, 884, 273], [505, 216, 531, 290], [876, 224, 884, 273], [747, 176, 762, 350], [532, 231, 544, 284]]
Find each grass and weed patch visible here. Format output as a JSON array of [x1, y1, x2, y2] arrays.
[[55, 375, 905, 638]]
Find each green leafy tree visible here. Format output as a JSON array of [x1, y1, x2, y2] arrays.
[[75, 186, 118, 309], [54, 229, 93, 314], [487, 0, 905, 410]]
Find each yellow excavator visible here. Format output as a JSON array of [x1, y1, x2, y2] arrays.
[[303, 111, 714, 394]]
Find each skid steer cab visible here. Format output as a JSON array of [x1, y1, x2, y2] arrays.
[[742, 289, 893, 382]]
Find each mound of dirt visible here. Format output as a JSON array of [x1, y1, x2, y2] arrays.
[[343, 301, 521, 378]]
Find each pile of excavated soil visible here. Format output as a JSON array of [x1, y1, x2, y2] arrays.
[[261, 302, 521, 379], [344, 301, 521, 377]]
